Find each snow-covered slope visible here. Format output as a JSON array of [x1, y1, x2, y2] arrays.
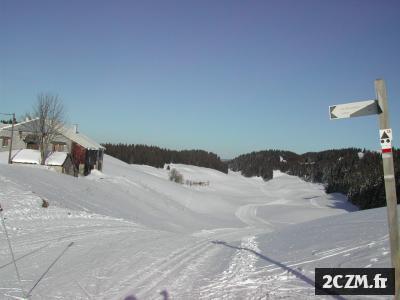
[[202, 208, 390, 299], [0, 152, 391, 299]]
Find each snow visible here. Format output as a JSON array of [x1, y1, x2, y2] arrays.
[[279, 156, 287, 163], [7, 150, 68, 166], [11, 149, 41, 164], [45, 152, 68, 166], [0, 153, 393, 299], [358, 151, 365, 159], [273, 170, 285, 177]]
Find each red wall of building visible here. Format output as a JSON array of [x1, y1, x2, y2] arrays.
[[71, 142, 86, 165]]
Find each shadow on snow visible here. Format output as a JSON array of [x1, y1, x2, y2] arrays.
[[211, 240, 346, 300]]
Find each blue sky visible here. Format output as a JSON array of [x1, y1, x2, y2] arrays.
[[1, 0, 399, 158]]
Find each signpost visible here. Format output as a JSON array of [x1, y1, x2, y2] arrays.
[[329, 79, 399, 298], [375, 79, 399, 300]]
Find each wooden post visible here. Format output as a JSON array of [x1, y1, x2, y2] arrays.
[[375, 79, 400, 298], [7, 113, 15, 164]]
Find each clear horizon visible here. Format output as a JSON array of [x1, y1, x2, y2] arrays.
[[1, 0, 400, 158]]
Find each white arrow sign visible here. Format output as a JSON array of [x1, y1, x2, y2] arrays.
[[329, 99, 380, 119]]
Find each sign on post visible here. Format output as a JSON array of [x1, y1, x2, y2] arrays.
[[329, 99, 380, 119], [329, 79, 400, 298], [380, 129, 393, 153]]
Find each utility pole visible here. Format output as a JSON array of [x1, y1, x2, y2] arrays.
[[8, 113, 15, 164], [375, 79, 400, 297], [0, 112, 16, 164], [329, 78, 399, 298]]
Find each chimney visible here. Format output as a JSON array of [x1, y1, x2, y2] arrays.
[[73, 124, 79, 134]]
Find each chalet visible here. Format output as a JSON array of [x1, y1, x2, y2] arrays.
[[0, 119, 105, 176]]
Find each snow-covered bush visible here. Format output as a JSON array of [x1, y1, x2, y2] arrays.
[[169, 168, 183, 184]]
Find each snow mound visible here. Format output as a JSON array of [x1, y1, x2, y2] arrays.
[[273, 170, 286, 177]]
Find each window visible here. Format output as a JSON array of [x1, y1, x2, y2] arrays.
[[27, 142, 39, 150], [52, 143, 65, 152], [2, 137, 10, 147]]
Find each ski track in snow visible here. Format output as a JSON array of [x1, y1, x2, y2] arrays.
[[235, 204, 275, 230], [199, 236, 261, 300]]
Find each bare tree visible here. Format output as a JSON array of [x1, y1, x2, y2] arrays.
[[32, 93, 65, 164]]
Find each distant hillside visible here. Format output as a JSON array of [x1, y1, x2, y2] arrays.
[[103, 143, 228, 173], [229, 148, 400, 210]]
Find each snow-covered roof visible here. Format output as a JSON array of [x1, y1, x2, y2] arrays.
[[45, 152, 68, 166], [61, 127, 105, 150], [12, 149, 69, 166], [0, 118, 40, 132], [1, 118, 104, 151], [12, 149, 41, 164]]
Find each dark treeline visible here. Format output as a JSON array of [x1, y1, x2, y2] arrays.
[[103, 143, 228, 173], [229, 148, 400, 210]]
